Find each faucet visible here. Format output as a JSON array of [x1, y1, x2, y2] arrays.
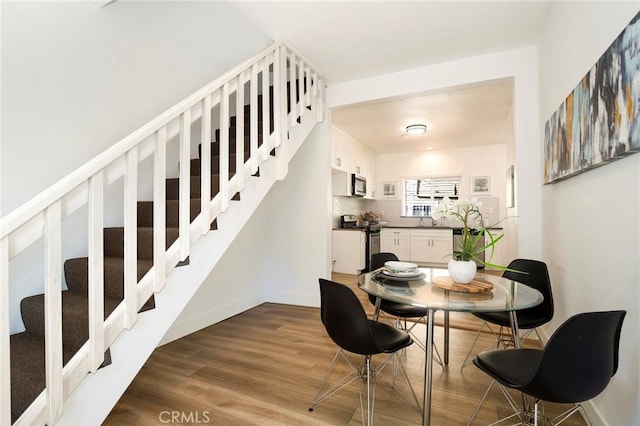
[[419, 217, 424, 227], [432, 217, 437, 226]]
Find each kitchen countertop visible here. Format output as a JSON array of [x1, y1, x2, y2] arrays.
[[333, 226, 503, 231]]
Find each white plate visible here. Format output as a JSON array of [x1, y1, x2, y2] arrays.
[[384, 261, 418, 272], [381, 268, 423, 278]]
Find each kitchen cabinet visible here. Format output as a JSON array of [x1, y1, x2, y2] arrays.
[[410, 229, 452, 265], [331, 133, 348, 172], [380, 229, 411, 261], [332, 230, 366, 274], [331, 127, 376, 198]]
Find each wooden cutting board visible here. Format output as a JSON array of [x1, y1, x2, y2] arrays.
[[431, 276, 494, 293]]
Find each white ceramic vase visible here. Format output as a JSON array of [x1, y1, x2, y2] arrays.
[[447, 259, 477, 284]]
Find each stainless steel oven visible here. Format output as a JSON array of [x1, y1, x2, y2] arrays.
[[365, 225, 380, 272]]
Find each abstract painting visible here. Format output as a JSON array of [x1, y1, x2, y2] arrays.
[[544, 11, 640, 184]]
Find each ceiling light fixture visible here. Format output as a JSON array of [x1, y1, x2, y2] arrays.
[[405, 124, 427, 135]]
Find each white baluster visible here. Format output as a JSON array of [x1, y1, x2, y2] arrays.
[[124, 147, 138, 329], [235, 73, 245, 190], [0, 237, 10, 426], [219, 83, 230, 212], [317, 78, 326, 123], [261, 56, 271, 161], [277, 48, 290, 180], [305, 65, 311, 107], [272, 47, 282, 149], [154, 127, 167, 292], [298, 57, 304, 119], [288, 53, 296, 127], [44, 201, 63, 424], [249, 63, 259, 175], [179, 110, 191, 261], [312, 72, 319, 98], [88, 171, 105, 373], [200, 95, 212, 234]]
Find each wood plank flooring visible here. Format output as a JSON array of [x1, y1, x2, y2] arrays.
[[104, 273, 586, 425]]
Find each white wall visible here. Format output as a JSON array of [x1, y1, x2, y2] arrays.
[[538, 3, 640, 425], [327, 46, 541, 260], [1, 1, 270, 214], [1, 1, 272, 333]]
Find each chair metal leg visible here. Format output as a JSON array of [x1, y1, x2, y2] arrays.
[[461, 321, 492, 370], [308, 348, 360, 411], [356, 356, 375, 426], [467, 379, 530, 426], [550, 403, 585, 425], [402, 317, 444, 367], [310, 347, 419, 425]]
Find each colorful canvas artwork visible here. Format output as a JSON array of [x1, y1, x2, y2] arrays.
[[544, 11, 640, 184]]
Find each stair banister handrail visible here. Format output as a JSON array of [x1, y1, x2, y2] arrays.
[[0, 42, 282, 240]]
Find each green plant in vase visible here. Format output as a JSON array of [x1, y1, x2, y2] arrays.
[[432, 197, 511, 282]]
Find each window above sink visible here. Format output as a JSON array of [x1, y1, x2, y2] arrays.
[[402, 176, 460, 217]]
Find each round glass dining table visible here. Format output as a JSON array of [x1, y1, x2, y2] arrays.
[[358, 267, 543, 426]]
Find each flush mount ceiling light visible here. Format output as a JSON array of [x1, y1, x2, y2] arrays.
[[405, 124, 427, 135]]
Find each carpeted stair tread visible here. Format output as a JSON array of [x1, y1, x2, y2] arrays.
[[189, 153, 251, 176], [198, 137, 257, 158], [214, 127, 265, 146], [137, 199, 202, 228], [20, 290, 122, 344], [104, 227, 179, 260], [64, 257, 154, 300], [165, 175, 240, 201], [9, 331, 91, 422]]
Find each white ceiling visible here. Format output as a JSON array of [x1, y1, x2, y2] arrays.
[[230, 1, 554, 153]]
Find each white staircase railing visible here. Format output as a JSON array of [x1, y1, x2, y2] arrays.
[[0, 41, 324, 425]]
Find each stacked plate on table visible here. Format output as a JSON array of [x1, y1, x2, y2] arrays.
[[381, 261, 425, 280]]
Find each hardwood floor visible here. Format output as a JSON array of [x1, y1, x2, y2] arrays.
[[105, 273, 585, 425]]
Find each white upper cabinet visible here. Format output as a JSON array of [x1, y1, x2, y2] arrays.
[[331, 132, 349, 172], [331, 126, 376, 198]]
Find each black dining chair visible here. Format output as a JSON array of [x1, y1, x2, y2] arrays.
[[367, 252, 443, 365], [462, 258, 554, 369], [309, 279, 420, 426], [467, 310, 626, 426]]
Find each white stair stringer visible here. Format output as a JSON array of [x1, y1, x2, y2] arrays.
[[54, 109, 319, 426]]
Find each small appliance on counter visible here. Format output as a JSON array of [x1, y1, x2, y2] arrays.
[[340, 214, 358, 228]]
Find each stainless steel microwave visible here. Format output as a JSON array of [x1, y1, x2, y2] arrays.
[[351, 174, 366, 197]]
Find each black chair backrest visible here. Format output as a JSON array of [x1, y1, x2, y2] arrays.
[[319, 279, 381, 355], [367, 253, 400, 306], [371, 252, 399, 271], [525, 310, 626, 404], [503, 259, 554, 324]]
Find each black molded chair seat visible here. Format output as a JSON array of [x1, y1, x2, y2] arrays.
[[467, 310, 626, 425], [473, 309, 550, 330], [369, 320, 413, 352], [376, 300, 428, 318]]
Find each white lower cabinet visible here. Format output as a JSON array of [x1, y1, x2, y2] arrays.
[[410, 229, 453, 265], [380, 229, 411, 261], [332, 230, 366, 274], [382, 228, 453, 265]]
